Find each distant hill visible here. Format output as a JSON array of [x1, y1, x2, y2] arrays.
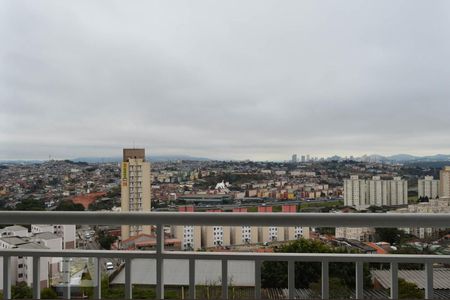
[[362, 154, 450, 163], [71, 155, 210, 163]]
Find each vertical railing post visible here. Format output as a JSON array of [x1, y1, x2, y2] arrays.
[[94, 257, 101, 300], [156, 224, 165, 300], [355, 261, 363, 299], [390, 262, 398, 300], [425, 262, 434, 299], [62, 257, 71, 299], [33, 256, 41, 299], [254, 260, 261, 300], [288, 260, 295, 299], [125, 258, 132, 299], [321, 261, 329, 300], [221, 260, 228, 299], [3, 256, 11, 300], [189, 258, 196, 300]]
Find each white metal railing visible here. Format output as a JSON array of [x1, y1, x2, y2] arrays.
[[1, 211, 450, 300]]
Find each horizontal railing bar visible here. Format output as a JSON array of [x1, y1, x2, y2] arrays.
[[0, 211, 450, 227], [1, 249, 450, 263]]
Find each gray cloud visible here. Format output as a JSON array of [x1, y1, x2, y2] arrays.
[[1, 1, 450, 160]]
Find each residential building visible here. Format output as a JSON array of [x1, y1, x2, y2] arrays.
[[418, 176, 439, 199], [120, 233, 181, 251], [335, 227, 375, 242], [367, 176, 389, 206], [171, 206, 202, 250], [0, 225, 29, 238], [344, 175, 367, 208], [201, 225, 230, 248], [389, 177, 408, 206], [120, 148, 151, 240], [257, 206, 284, 243], [291, 154, 297, 163], [344, 176, 408, 209], [0, 236, 51, 291], [282, 205, 310, 240], [230, 208, 258, 245], [201, 209, 230, 248], [31, 224, 76, 249], [440, 166, 450, 197], [396, 197, 450, 238]]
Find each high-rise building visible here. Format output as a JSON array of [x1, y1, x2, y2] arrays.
[[344, 175, 367, 208], [367, 176, 389, 206], [306, 154, 310, 162], [418, 176, 439, 199], [344, 176, 407, 209], [389, 177, 408, 206], [291, 154, 297, 163], [440, 166, 450, 197], [301, 155, 306, 163], [121, 148, 151, 240]]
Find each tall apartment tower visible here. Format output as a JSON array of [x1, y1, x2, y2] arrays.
[[344, 175, 367, 208], [389, 177, 408, 206], [367, 176, 389, 206], [291, 154, 298, 163], [121, 148, 151, 240], [418, 176, 440, 199], [440, 166, 450, 198]]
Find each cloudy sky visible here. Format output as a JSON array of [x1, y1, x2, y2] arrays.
[[1, 1, 450, 160]]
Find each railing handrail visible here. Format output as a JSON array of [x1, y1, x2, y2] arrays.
[[0, 248, 449, 263], [0, 211, 449, 227]]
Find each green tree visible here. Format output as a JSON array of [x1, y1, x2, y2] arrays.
[[12, 282, 32, 299], [261, 239, 372, 290], [375, 228, 403, 244], [15, 198, 46, 211], [41, 288, 58, 299], [392, 279, 424, 299], [54, 200, 85, 211], [98, 231, 117, 250], [106, 185, 121, 198]]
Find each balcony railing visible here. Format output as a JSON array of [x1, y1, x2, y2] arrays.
[[1, 211, 450, 300]]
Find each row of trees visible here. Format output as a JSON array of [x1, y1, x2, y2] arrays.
[[261, 239, 424, 299], [0, 282, 57, 299]]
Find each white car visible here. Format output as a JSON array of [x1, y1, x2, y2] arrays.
[[106, 262, 114, 270]]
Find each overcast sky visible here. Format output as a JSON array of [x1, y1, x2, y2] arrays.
[[1, 1, 450, 161]]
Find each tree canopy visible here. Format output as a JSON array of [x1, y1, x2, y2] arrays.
[[261, 239, 372, 293], [54, 200, 85, 211]]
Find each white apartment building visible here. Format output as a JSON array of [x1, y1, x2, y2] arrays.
[[344, 176, 408, 210], [0, 228, 57, 291], [389, 177, 408, 206], [0, 225, 29, 238], [367, 176, 389, 206], [335, 227, 375, 242], [121, 148, 152, 239], [418, 176, 439, 199], [440, 166, 450, 198], [395, 197, 450, 238], [31, 224, 76, 249], [344, 175, 367, 208]]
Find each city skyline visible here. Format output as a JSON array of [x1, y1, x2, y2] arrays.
[[2, 1, 450, 161]]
